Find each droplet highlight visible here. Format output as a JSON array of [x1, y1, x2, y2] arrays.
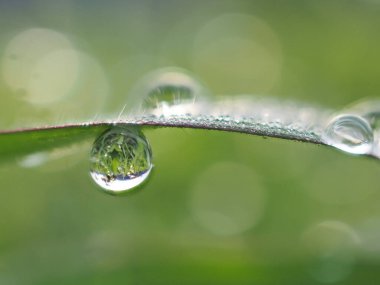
[[90, 127, 153, 194], [323, 114, 373, 155]]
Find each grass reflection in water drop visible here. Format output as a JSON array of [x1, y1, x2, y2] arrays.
[[137, 67, 209, 111], [144, 84, 194, 110], [89, 127, 153, 195]]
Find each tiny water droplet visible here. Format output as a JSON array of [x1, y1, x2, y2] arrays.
[[90, 127, 153, 195], [323, 114, 373, 155]]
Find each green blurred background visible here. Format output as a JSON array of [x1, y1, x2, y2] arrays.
[[1, 0, 380, 284]]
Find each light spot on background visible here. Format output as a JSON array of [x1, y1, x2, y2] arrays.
[[27, 49, 80, 105], [190, 162, 266, 236], [51, 51, 108, 121], [357, 217, 380, 259], [18, 152, 48, 168], [18, 142, 89, 172], [1, 28, 108, 121], [302, 220, 360, 283], [2, 28, 74, 104], [192, 13, 282, 94]]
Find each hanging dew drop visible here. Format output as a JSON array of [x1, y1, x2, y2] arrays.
[[323, 114, 374, 155], [89, 127, 153, 195]]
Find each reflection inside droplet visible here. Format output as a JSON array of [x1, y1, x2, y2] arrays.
[[89, 127, 153, 195], [323, 114, 373, 155], [133, 67, 209, 113], [144, 84, 194, 109]]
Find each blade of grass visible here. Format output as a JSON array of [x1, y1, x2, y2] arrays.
[[0, 97, 332, 162]]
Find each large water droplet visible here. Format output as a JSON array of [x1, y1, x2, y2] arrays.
[[90, 127, 153, 195], [140, 67, 208, 110], [323, 114, 373, 155]]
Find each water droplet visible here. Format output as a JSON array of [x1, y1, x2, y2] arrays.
[[339, 99, 380, 158], [139, 67, 209, 110], [90, 127, 153, 195], [323, 114, 373, 154]]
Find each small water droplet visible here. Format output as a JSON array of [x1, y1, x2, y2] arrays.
[[89, 127, 153, 195], [139, 67, 208, 110], [323, 114, 373, 154]]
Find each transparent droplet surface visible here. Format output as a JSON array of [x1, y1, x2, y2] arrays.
[[342, 99, 380, 158], [90, 127, 153, 194], [323, 114, 374, 155], [343, 99, 380, 130], [139, 67, 208, 110]]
